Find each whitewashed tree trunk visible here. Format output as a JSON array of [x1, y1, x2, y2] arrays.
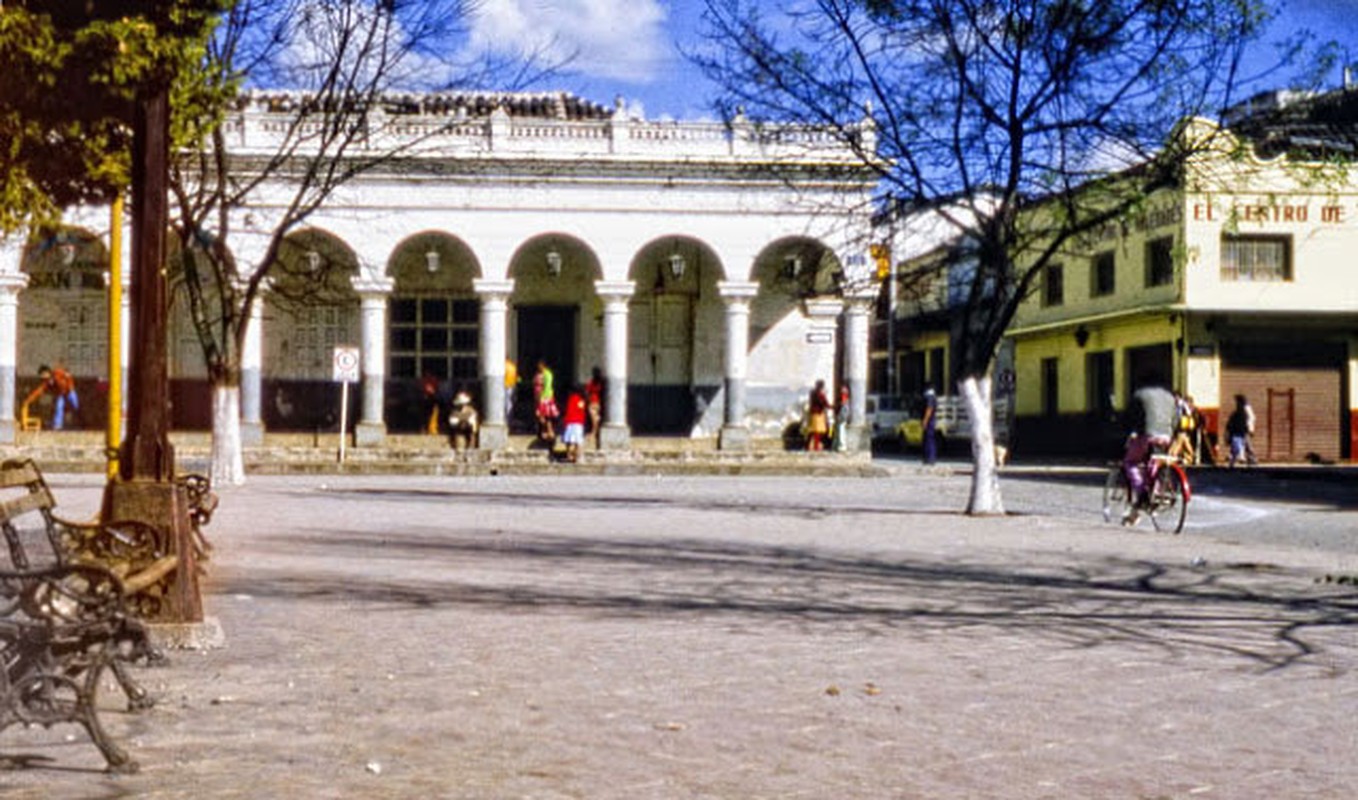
[[961, 375, 1004, 516], [211, 383, 246, 486]]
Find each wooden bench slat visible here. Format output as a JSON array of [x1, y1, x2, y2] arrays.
[[0, 488, 55, 523], [0, 462, 43, 488]]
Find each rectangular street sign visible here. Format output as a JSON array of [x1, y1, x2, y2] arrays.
[[332, 346, 361, 383]]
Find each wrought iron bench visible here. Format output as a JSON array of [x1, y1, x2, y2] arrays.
[[0, 564, 146, 772], [0, 458, 216, 771]]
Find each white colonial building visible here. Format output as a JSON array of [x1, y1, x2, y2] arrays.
[[0, 92, 881, 450]]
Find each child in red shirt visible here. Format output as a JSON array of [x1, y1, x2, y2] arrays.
[[560, 387, 588, 463]]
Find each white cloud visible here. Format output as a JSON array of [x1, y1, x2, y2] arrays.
[[469, 0, 670, 84]]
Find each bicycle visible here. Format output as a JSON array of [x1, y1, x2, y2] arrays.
[[1102, 452, 1191, 533]]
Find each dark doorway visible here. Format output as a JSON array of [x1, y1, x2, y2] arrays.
[[515, 305, 577, 432], [1126, 343, 1173, 399], [1086, 350, 1115, 422], [1086, 349, 1118, 455], [900, 350, 925, 405]]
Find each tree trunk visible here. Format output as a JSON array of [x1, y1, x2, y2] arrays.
[[961, 375, 1004, 516], [211, 382, 246, 486]]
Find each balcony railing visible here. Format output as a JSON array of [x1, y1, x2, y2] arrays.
[[220, 93, 874, 166]]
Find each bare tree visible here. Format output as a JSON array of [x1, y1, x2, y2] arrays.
[[168, 0, 559, 484], [695, 0, 1279, 513]]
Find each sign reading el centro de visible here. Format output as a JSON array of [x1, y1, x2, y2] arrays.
[[1192, 200, 1358, 225]]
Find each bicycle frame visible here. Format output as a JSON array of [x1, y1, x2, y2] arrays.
[[1149, 454, 1192, 503]]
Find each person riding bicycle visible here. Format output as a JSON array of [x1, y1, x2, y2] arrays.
[[1121, 383, 1176, 525]]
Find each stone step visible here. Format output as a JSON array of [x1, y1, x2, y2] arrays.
[[0, 433, 879, 477]]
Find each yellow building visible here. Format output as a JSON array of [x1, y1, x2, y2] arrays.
[[1008, 110, 1358, 463]]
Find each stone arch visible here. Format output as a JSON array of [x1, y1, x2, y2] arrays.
[[261, 227, 362, 432], [384, 231, 485, 432], [504, 233, 604, 421], [16, 226, 110, 430], [748, 236, 842, 347], [625, 236, 726, 434], [270, 227, 362, 298], [165, 227, 240, 428], [387, 231, 482, 291], [742, 236, 845, 438], [507, 232, 602, 289], [20, 226, 109, 289]]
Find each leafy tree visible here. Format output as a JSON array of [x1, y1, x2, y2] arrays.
[[0, 1, 228, 235], [696, 0, 1279, 513]]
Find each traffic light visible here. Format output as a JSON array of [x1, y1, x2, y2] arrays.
[[870, 243, 891, 280]]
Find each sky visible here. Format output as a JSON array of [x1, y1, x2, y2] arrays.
[[464, 0, 1358, 121]]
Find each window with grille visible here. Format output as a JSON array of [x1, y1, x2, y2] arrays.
[[1221, 235, 1291, 282], [292, 305, 355, 377], [389, 296, 480, 380], [1091, 251, 1115, 297], [61, 298, 107, 376]]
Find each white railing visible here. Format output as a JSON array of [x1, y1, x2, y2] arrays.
[[222, 94, 870, 166]]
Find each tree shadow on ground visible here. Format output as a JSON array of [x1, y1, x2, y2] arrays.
[[298, 485, 964, 519], [219, 528, 1358, 675]]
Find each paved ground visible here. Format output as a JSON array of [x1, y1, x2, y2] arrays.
[[3, 464, 1356, 798]]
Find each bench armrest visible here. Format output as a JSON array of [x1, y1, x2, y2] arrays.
[[49, 517, 178, 615], [0, 563, 129, 631]]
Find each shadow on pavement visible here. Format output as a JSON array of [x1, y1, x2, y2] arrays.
[[223, 528, 1358, 675]]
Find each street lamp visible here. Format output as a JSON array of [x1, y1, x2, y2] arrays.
[[425, 248, 440, 273], [546, 249, 562, 278]]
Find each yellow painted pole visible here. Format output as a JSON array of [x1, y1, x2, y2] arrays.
[[107, 195, 123, 478]]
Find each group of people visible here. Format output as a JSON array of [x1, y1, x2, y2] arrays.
[[20, 360, 1267, 477], [803, 379, 852, 452], [419, 358, 605, 461], [518, 360, 604, 464], [420, 373, 480, 452]]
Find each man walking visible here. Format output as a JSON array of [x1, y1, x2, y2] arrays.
[[922, 384, 938, 465]]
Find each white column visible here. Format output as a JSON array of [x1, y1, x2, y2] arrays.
[[0, 270, 27, 444], [842, 289, 876, 451], [352, 276, 394, 446], [120, 270, 132, 414], [474, 279, 513, 450], [240, 291, 265, 446], [717, 281, 759, 450], [596, 280, 635, 450]]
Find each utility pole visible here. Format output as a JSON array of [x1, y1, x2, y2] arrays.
[[107, 195, 123, 479]]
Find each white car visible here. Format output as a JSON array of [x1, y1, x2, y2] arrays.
[[867, 393, 1011, 450], [865, 394, 916, 444]]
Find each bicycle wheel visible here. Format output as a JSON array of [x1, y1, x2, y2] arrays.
[[1148, 465, 1187, 534], [1102, 465, 1131, 524]]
